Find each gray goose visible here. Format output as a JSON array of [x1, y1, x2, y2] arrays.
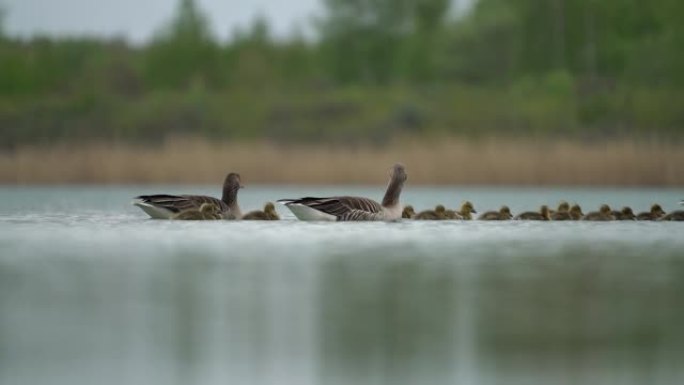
[[279, 164, 407, 221], [133, 173, 243, 219]]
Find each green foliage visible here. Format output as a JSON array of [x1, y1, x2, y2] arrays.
[[0, 0, 683, 147]]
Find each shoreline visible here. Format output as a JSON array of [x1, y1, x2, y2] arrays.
[[2, 137, 683, 186]]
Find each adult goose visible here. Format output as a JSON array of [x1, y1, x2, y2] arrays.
[[243, 202, 280, 220], [279, 163, 407, 221], [133, 173, 243, 219]]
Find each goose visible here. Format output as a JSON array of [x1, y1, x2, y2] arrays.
[[636, 204, 666, 220], [660, 210, 684, 221], [612, 206, 636, 220], [582, 204, 614, 221], [242, 202, 280, 220], [515, 205, 550, 220], [549, 201, 570, 216], [278, 163, 407, 221], [478, 206, 512, 220], [414, 205, 448, 220], [550, 204, 583, 220], [402, 205, 416, 219], [172, 203, 224, 220], [133, 173, 243, 219], [453, 201, 477, 220]]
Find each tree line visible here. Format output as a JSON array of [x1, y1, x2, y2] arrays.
[[1, 0, 683, 147]]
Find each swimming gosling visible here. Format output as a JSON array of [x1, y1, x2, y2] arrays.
[[549, 201, 570, 216], [172, 202, 224, 220], [242, 202, 280, 220], [455, 201, 477, 220], [582, 204, 614, 221], [636, 204, 666, 221], [660, 210, 684, 221], [414, 205, 448, 220], [479, 206, 513, 220], [515, 205, 550, 220], [402, 205, 416, 219], [612, 206, 636, 220], [551, 204, 583, 220]]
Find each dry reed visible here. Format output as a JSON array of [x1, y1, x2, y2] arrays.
[[1, 137, 682, 185]]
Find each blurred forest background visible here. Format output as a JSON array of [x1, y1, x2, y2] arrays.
[[1, 0, 683, 184]]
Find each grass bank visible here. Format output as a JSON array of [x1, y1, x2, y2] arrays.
[[1, 137, 682, 185]]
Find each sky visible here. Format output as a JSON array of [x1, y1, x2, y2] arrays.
[[1, 0, 472, 44], [0, 0, 323, 44]]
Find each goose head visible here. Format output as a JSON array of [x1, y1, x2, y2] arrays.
[[222, 173, 243, 204], [557, 201, 569, 213], [500, 205, 513, 219]]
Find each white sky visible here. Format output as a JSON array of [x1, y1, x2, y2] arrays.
[[0, 0, 322, 44], [0, 0, 472, 44]]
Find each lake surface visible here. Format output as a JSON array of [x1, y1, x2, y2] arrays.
[[1, 185, 683, 385]]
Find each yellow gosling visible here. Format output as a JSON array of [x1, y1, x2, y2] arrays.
[[636, 204, 666, 221], [456, 201, 477, 220], [515, 205, 550, 220], [173, 202, 223, 220], [402, 205, 416, 219], [582, 204, 614, 221], [414, 205, 448, 220], [478, 205, 513, 220], [243, 202, 280, 220]]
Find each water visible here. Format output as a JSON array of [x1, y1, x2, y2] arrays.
[[1, 185, 683, 385]]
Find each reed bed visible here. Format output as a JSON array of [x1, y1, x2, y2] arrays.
[[1, 137, 682, 185]]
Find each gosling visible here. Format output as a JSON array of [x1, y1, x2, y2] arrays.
[[550, 204, 583, 220], [660, 210, 684, 221], [582, 204, 614, 221], [173, 202, 223, 220], [242, 202, 280, 220], [515, 205, 550, 221], [636, 204, 666, 221], [454, 201, 477, 220], [479, 205, 513, 220], [402, 205, 416, 219], [414, 205, 448, 220], [549, 201, 570, 216], [612, 206, 636, 220]]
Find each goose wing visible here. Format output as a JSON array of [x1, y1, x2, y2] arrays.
[[279, 196, 382, 218], [135, 194, 227, 214]]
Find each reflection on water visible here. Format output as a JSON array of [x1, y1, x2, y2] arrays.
[[1, 186, 683, 385]]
